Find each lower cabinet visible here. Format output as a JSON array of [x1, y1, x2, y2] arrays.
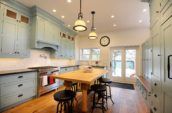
[[0, 72, 37, 111], [135, 77, 151, 110]]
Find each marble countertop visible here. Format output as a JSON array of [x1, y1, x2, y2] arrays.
[[0, 69, 37, 76]]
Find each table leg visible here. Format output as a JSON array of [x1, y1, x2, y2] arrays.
[[81, 83, 90, 113], [64, 81, 72, 90]]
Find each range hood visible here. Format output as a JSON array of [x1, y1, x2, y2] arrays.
[[36, 40, 58, 51]]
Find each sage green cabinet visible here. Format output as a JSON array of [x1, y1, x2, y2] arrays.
[[36, 16, 45, 42], [33, 16, 60, 47], [0, 72, 37, 111], [0, 5, 30, 57], [1, 7, 18, 55]]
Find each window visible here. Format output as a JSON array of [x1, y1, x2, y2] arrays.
[[80, 48, 100, 61]]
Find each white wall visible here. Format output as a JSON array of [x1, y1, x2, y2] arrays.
[[0, 49, 75, 70], [76, 28, 150, 75]]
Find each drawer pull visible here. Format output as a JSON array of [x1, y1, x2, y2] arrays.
[[18, 76, 23, 78], [154, 94, 158, 98], [153, 107, 157, 111], [154, 83, 157, 86], [18, 94, 23, 97], [18, 84, 23, 87]]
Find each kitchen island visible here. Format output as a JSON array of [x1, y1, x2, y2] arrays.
[[53, 68, 108, 113]]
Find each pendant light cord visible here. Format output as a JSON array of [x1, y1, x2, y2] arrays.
[[78, 0, 83, 19], [91, 11, 95, 31]]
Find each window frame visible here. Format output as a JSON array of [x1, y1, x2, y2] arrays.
[[80, 48, 100, 61]]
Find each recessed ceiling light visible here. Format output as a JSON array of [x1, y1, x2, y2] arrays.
[[52, 9, 56, 13], [111, 15, 115, 18], [61, 15, 65, 19], [67, 24, 71, 27], [139, 20, 143, 23], [113, 24, 117, 27], [67, 0, 72, 3], [87, 20, 90, 23], [142, 9, 147, 13]]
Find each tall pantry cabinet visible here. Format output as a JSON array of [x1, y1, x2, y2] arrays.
[[142, 0, 172, 113], [160, 0, 172, 112]]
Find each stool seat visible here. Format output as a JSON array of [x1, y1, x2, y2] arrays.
[[91, 84, 106, 92], [99, 78, 112, 84], [54, 90, 76, 102]]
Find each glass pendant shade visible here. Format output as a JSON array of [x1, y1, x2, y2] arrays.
[[88, 30, 97, 40], [73, 0, 87, 32], [88, 11, 97, 39], [73, 19, 87, 32]]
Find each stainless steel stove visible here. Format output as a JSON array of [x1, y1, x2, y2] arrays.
[[29, 66, 60, 96]]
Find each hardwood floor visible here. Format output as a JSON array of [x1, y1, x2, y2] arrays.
[[3, 87, 150, 113]]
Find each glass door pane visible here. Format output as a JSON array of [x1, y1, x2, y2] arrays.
[[125, 49, 136, 78], [112, 50, 122, 77]]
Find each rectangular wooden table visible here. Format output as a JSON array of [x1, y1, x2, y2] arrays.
[[53, 68, 108, 113]]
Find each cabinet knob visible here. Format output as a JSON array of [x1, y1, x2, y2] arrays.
[[153, 107, 157, 111], [18, 76, 23, 78], [18, 84, 23, 87], [154, 94, 158, 98], [156, 11, 159, 13], [18, 94, 23, 97], [154, 83, 157, 86], [158, 54, 161, 56]]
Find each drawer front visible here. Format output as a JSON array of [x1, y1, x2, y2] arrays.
[[0, 87, 36, 109], [161, 0, 172, 25], [0, 93, 18, 109], [0, 79, 36, 96], [0, 72, 37, 84], [18, 88, 36, 101], [151, 77, 162, 93], [151, 92, 162, 113]]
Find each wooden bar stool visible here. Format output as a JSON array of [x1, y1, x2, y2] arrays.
[[91, 84, 107, 113], [54, 90, 75, 113], [99, 77, 114, 105]]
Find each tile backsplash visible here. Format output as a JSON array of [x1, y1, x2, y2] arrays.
[[0, 49, 75, 71]]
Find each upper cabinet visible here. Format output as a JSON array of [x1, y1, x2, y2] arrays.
[[33, 16, 60, 46], [0, 1, 77, 59], [0, 3, 30, 57], [31, 7, 76, 59]]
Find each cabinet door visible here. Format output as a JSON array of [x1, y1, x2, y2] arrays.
[[0, 3, 4, 20], [44, 21, 54, 43], [161, 17, 172, 113], [150, 0, 161, 25], [36, 16, 45, 41], [152, 22, 161, 80], [71, 41, 75, 59], [1, 7, 18, 55], [54, 26, 60, 45], [16, 22, 30, 57], [0, 4, 3, 52]]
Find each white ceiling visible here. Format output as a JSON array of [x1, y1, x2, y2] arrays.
[[16, 0, 150, 35]]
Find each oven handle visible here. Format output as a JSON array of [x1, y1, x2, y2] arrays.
[[168, 55, 172, 79]]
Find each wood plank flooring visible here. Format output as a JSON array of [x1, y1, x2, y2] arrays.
[[3, 87, 150, 113]]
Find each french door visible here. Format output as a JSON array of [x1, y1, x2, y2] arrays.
[[110, 47, 137, 83]]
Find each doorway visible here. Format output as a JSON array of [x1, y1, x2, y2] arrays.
[[110, 47, 137, 83]]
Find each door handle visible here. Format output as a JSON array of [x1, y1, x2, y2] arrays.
[[110, 61, 112, 68], [168, 55, 172, 79]]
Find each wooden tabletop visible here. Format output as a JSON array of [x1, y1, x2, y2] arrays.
[[53, 68, 108, 84]]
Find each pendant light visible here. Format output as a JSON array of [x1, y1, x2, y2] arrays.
[[73, 0, 87, 32], [88, 11, 97, 40]]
